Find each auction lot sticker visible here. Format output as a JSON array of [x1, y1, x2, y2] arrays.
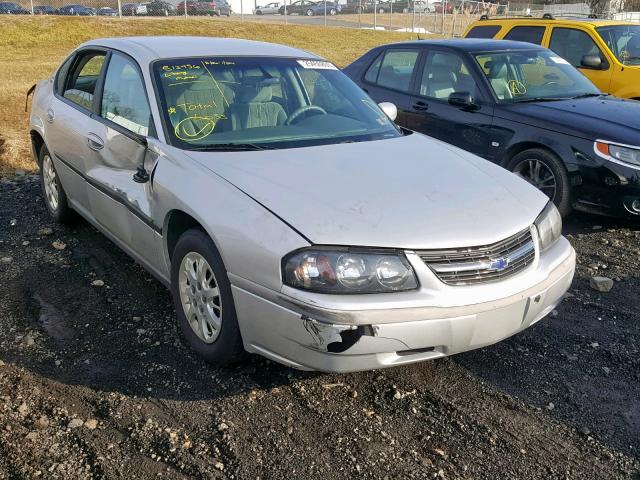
[[297, 59, 338, 70]]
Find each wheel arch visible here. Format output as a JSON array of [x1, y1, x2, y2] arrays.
[[499, 141, 561, 168], [164, 210, 208, 262], [30, 130, 46, 166]]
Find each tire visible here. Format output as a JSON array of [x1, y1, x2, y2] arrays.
[[402, 7, 408, 12], [306, 8, 314, 15], [171, 228, 245, 364], [256, 9, 262, 14], [507, 148, 572, 217], [329, 7, 336, 14], [378, 7, 384, 13], [39, 144, 74, 223]]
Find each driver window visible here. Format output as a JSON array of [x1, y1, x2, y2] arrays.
[[419, 51, 479, 100], [63, 52, 106, 111], [549, 28, 603, 68], [100, 53, 151, 136]]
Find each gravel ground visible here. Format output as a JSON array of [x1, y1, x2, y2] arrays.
[[0, 174, 639, 480]]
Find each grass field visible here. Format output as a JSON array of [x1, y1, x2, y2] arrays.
[[0, 17, 418, 176]]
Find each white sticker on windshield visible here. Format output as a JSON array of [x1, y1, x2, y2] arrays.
[[550, 56, 570, 65], [297, 59, 338, 70]]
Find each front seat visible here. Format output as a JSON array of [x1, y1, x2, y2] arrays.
[[227, 81, 287, 130], [486, 60, 513, 100]]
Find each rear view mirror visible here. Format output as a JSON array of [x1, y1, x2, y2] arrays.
[[581, 55, 602, 69], [378, 102, 398, 122], [448, 91, 477, 110]]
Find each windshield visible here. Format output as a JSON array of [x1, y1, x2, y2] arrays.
[[153, 56, 401, 151], [597, 25, 640, 65], [474, 49, 600, 103]]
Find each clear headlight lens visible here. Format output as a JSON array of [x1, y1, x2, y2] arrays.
[[283, 248, 418, 294], [534, 202, 562, 252], [595, 141, 640, 167]]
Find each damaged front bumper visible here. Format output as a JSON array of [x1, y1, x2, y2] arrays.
[[230, 238, 576, 373]]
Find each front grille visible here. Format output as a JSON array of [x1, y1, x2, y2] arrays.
[[417, 227, 536, 286]]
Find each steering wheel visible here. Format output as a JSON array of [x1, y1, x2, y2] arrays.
[[285, 105, 327, 125], [542, 81, 560, 87]]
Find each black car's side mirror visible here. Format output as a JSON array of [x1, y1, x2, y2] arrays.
[[448, 91, 478, 110], [581, 54, 603, 69]]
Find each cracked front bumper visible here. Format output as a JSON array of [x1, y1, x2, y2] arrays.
[[231, 239, 576, 373]]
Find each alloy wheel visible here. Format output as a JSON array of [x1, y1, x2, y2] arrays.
[[513, 158, 557, 200], [42, 154, 59, 211], [178, 252, 222, 344]]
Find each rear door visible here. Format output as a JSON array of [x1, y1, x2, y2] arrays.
[[358, 47, 423, 129], [409, 47, 494, 157], [46, 49, 108, 217], [84, 51, 163, 268]]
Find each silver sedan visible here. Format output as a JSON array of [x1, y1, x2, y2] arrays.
[[29, 36, 575, 372]]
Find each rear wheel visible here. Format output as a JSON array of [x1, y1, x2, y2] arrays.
[[306, 8, 314, 14], [329, 7, 336, 14], [507, 148, 572, 216], [171, 228, 245, 364], [39, 145, 74, 223]]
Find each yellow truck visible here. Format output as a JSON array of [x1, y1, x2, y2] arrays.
[[463, 16, 640, 99]]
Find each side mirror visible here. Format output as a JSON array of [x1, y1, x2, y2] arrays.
[[581, 54, 602, 69], [448, 91, 477, 110], [378, 101, 397, 121]]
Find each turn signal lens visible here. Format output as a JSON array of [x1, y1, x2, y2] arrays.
[[595, 141, 610, 157]]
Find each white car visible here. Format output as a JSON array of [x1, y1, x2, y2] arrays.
[[254, 1, 281, 14], [28, 37, 575, 372]]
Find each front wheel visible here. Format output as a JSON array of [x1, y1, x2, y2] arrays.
[[171, 228, 245, 364], [329, 7, 336, 14], [306, 8, 314, 14], [507, 148, 572, 217]]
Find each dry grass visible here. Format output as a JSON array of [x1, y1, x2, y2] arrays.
[[0, 16, 421, 176]]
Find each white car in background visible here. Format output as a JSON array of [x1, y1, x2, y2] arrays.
[[254, 1, 281, 14], [28, 36, 575, 372]]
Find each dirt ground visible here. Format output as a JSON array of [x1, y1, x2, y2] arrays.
[[0, 174, 639, 479]]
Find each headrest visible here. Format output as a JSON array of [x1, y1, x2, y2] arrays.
[[485, 60, 507, 78], [431, 69, 456, 83], [238, 85, 273, 103]]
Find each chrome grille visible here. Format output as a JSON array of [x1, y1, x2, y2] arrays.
[[417, 228, 536, 286]]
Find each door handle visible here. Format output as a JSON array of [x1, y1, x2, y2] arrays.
[[46, 108, 55, 123], [86, 133, 104, 151], [413, 101, 428, 111]]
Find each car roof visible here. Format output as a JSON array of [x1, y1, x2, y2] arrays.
[[381, 38, 546, 52], [78, 36, 321, 66], [470, 17, 637, 28]]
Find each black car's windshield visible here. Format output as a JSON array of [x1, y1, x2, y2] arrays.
[[153, 56, 401, 150], [597, 25, 640, 65], [474, 50, 600, 103]]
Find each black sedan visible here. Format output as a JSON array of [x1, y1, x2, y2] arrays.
[[145, 0, 176, 14], [33, 5, 57, 13], [56, 3, 95, 14], [344, 39, 640, 219], [0, 2, 29, 13]]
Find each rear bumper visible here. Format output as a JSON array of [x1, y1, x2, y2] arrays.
[[232, 240, 576, 372]]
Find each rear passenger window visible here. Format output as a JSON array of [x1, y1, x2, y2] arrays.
[[62, 52, 106, 111], [100, 53, 151, 136], [368, 49, 420, 92], [466, 25, 501, 39], [504, 26, 545, 45]]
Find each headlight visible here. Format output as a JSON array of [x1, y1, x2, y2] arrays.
[[534, 202, 562, 252], [283, 248, 418, 294], [595, 141, 640, 167]]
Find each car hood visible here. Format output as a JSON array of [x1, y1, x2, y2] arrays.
[[187, 133, 548, 249], [498, 96, 640, 145]]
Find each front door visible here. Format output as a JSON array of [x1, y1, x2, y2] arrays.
[[548, 26, 613, 93], [359, 47, 422, 130], [409, 48, 494, 158], [84, 51, 162, 269]]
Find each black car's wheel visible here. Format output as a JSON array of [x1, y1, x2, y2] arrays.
[[171, 228, 245, 364], [39, 144, 74, 223], [306, 8, 314, 14], [378, 7, 384, 13], [507, 148, 572, 216], [329, 7, 336, 14]]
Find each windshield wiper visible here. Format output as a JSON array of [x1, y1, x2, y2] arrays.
[[570, 93, 603, 99], [187, 143, 276, 152], [513, 97, 572, 103]]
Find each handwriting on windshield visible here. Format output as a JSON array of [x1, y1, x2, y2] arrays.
[[174, 114, 226, 142]]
